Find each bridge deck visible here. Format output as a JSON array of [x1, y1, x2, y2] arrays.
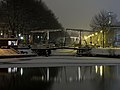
[[31, 46, 92, 56], [31, 47, 91, 50]]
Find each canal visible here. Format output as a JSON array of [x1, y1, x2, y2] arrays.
[[0, 65, 120, 90]]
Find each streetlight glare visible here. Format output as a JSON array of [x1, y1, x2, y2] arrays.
[[100, 30, 103, 33], [98, 39, 100, 42], [84, 36, 88, 40], [20, 36, 24, 40], [95, 32, 98, 35], [0, 33, 3, 35], [92, 34, 94, 36], [37, 36, 40, 39], [18, 34, 21, 37]]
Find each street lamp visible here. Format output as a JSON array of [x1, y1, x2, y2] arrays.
[[102, 12, 112, 48], [20, 36, 24, 40], [37, 35, 40, 39], [0, 32, 3, 36], [95, 32, 98, 35]]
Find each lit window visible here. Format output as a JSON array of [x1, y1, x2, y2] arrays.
[[8, 41, 17, 46]]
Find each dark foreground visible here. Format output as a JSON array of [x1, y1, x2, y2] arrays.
[[0, 64, 120, 90]]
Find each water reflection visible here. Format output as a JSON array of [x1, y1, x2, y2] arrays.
[[0, 65, 119, 90]]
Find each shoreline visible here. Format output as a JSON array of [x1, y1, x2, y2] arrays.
[[0, 54, 37, 59]]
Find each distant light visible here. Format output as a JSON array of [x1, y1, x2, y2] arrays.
[[78, 67, 81, 80], [42, 76, 44, 81], [98, 39, 100, 42], [108, 12, 111, 15], [95, 32, 98, 35], [92, 34, 94, 36], [100, 30, 103, 33], [84, 36, 88, 40], [8, 67, 17, 73], [95, 65, 98, 73], [20, 36, 24, 40], [20, 68, 23, 76], [47, 68, 49, 81], [8, 68, 11, 73], [12, 67, 17, 72], [15, 67, 17, 72], [100, 66, 103, 76], [37, 36, 40, 39], [18, 34, 21, 36], [1, 32, 3, 35]]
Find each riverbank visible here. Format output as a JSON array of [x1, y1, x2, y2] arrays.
[[0, 54, 37, 59], [0, 48, 37, 59]]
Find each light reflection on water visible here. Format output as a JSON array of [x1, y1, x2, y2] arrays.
[[0, 65, 120, 90]]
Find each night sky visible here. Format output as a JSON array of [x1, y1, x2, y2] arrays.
[[43, 0, 120, 30]]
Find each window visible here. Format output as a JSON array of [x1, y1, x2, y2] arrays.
[[8, 41, 17, 46]]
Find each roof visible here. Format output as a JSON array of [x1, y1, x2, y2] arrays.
[[66, 28, 93, 32], [30, 29, 62, 33]]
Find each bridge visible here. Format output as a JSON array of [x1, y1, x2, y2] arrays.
[[30, 28, 93, 56], [31, 46, 92, 56]]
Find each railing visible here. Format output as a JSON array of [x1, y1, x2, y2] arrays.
[[10, 47, 20, 54]]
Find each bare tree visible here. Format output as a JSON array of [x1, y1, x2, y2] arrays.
[[0, 0, 62, 37], [90, 10, 118, 31], [90, 10, 118, 47]]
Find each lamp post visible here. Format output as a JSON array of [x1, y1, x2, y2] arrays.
[[103, 30, 105, 48], [102, 12, 112, 48], [79, 31, 82, 47]]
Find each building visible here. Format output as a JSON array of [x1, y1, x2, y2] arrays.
[[84, 25, 120, 48]]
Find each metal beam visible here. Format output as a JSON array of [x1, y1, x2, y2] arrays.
[[66, 28, 93, 32], [66, 28, 93, 47], [109, 25, 120, 29], [30, 29, 62, 33]]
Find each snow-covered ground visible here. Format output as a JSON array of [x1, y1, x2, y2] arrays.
[[91, 48, 120, 56], [0, 55, 120, 68]]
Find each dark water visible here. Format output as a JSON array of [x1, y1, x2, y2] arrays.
[[0, 65, 120, 90]]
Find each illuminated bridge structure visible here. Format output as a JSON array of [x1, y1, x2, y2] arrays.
[[30, 29, 93, 56]]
